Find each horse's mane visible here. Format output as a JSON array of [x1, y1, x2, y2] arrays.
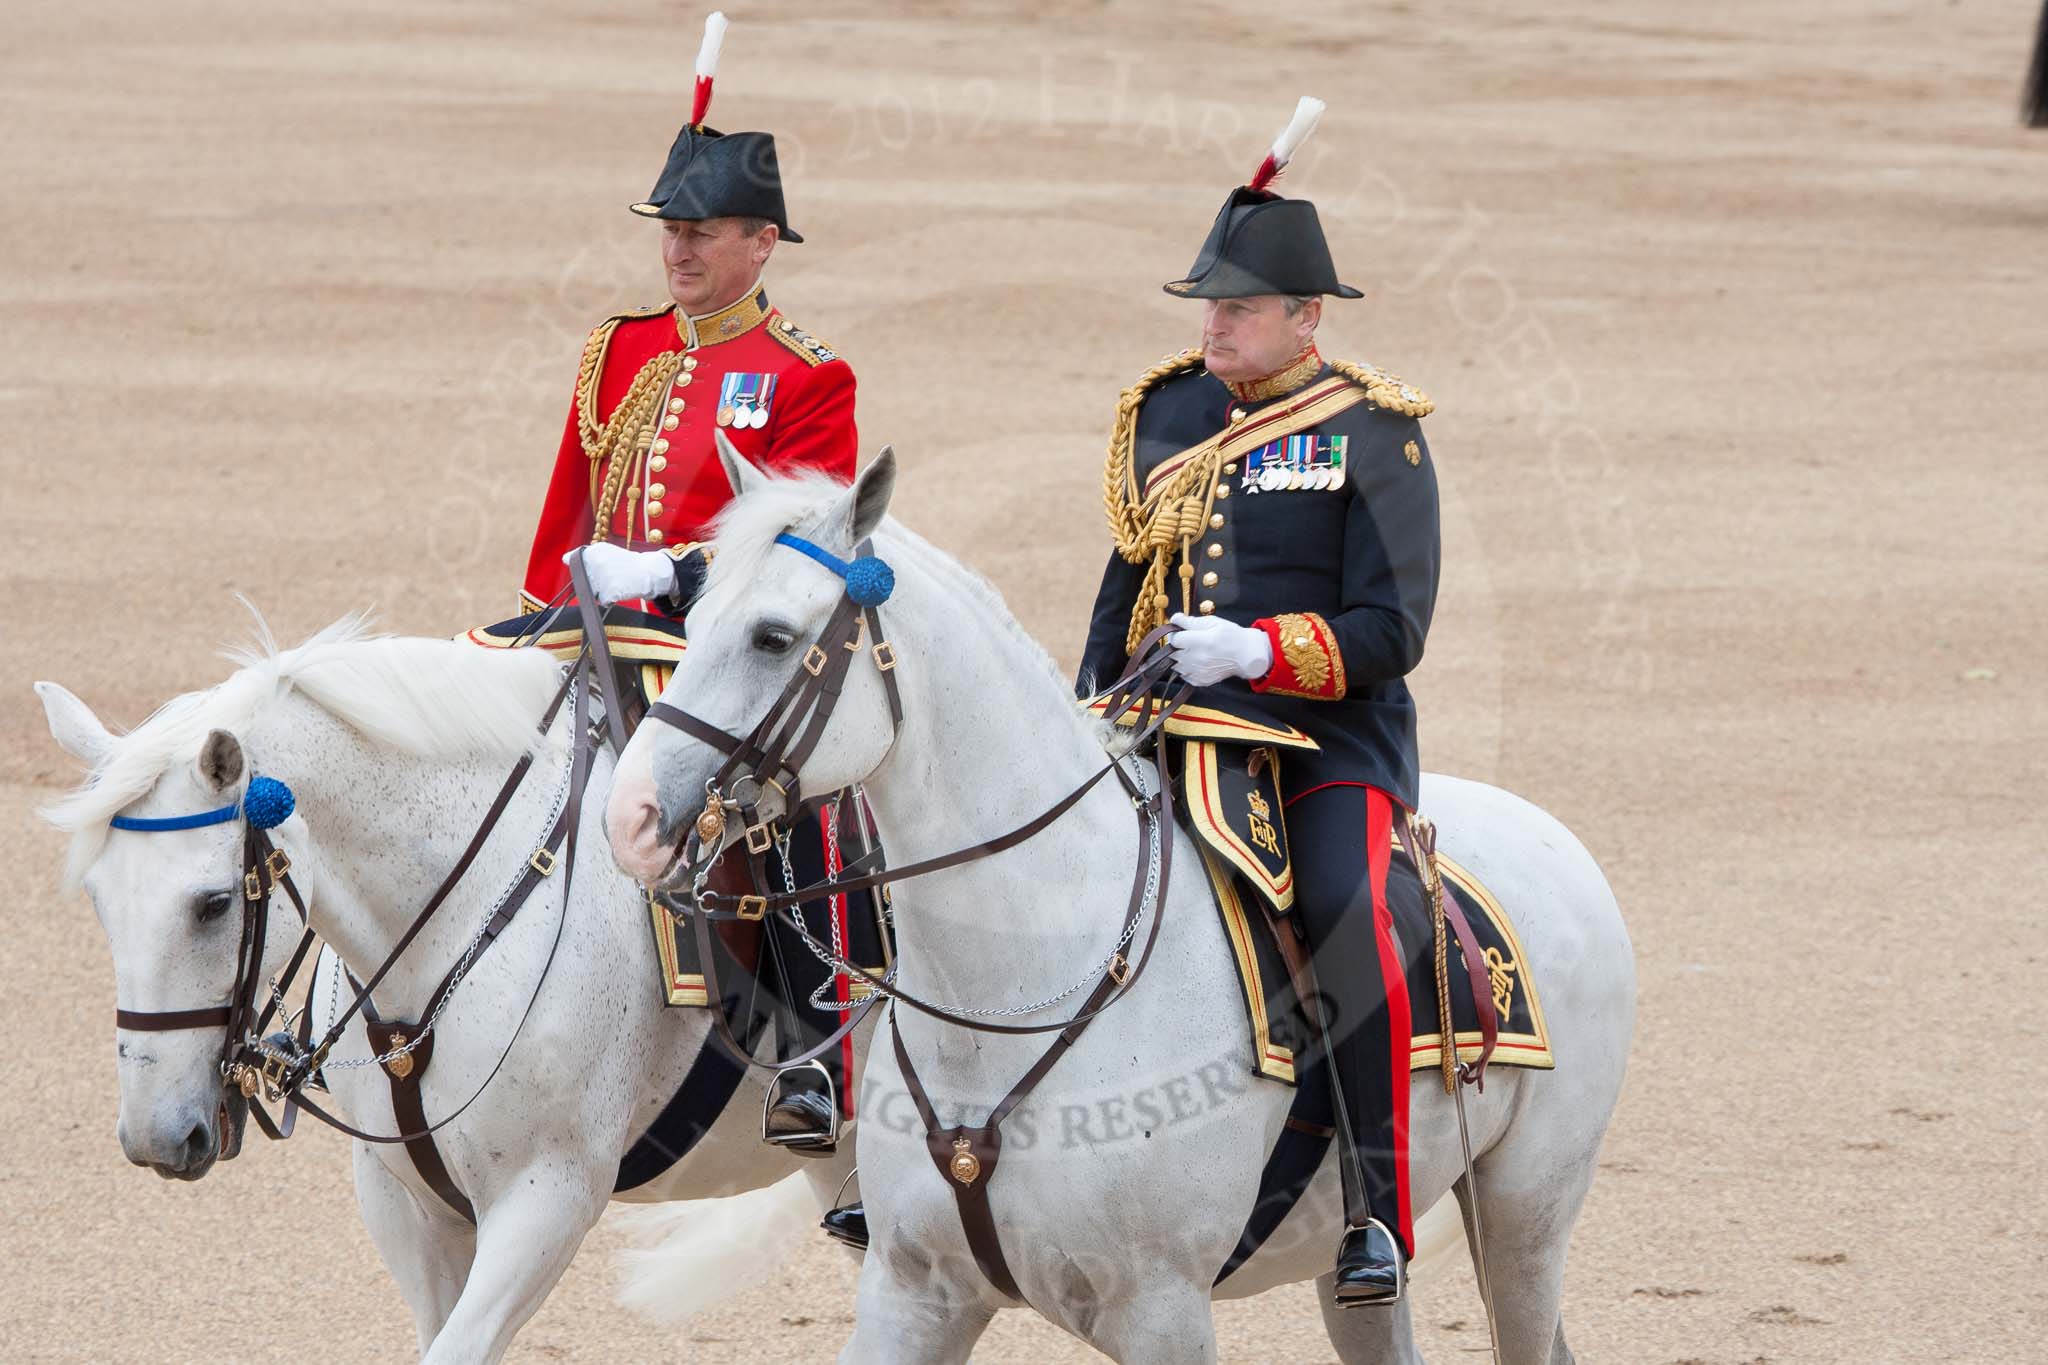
[[705, 469, 1083, 710], [45, 610, 561, 885]]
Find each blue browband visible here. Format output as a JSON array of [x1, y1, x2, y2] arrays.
[[774, 532, 895, 607], [109, 775, 297, 833]]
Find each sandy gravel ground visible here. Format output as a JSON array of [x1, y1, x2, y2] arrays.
[[4, 2, 2044, 1361]]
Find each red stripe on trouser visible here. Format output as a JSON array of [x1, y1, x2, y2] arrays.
[[1364, 787, 1414, 1254], [822, 819, 854, 1119]]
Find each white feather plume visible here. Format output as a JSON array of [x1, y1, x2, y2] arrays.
[[695, 11, 729, 80], [1271, 95, 1326, 169]]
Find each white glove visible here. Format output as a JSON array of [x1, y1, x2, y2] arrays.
[[565, 544, 675, 606], [1166, 612, 1272, 686]]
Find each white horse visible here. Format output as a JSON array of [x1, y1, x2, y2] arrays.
[[606, 448, 1637, 1364], [36, 618, 867, 1364]]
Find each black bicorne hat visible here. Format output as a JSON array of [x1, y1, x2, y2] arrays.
[[629, 126, 803, 242], [1162, 97, 1358, 300], [627, 12, 803, 242]]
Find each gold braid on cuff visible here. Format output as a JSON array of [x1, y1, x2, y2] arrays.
[[1267, 612, 1346, 699]]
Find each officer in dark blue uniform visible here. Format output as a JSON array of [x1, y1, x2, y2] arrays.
[[1077, 101, 1440, 1306]]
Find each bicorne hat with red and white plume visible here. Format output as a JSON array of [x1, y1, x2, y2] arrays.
[[630, 11, 804, 242], [1162, 97, 1360, 300]]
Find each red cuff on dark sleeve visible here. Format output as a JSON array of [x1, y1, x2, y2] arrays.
[[1249, 613, 1348, 700]]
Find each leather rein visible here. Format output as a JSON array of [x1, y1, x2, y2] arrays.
[[635, 531, 1198, 1307], [109, 556, 618, 1156], [636, 534, 1194, 1062]]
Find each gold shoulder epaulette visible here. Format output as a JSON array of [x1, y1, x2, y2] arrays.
[[1326, 358, 1434, 419], [767, 316, 841, 366], [607, 303, 674, 323], [573, 318, 623, 445], [1102, 348, 1207, 551]]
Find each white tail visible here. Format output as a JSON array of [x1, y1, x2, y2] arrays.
[[612, 1173, 816, 1326]]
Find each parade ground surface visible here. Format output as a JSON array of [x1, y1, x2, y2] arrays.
[[4, 2, 2044, 1361]]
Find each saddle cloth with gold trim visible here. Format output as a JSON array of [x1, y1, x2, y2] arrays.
[[461, 607, 689, 712], [1190, 779, 1553, 1086]]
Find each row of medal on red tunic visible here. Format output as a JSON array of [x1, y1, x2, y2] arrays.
[[715, 371, 776, 429]]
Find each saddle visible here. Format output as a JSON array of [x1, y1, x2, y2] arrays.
[[1084, 697, 1555, 1084]]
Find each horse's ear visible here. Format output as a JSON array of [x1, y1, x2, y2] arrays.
[[716, 430, 766, 497], [197, 729, 244, 793], [844, 445, 897, 543], [35, 681, 113, 767]]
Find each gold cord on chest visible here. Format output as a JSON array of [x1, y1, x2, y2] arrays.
[[1098, 353, 1433, 654], [575, 318, 684, 537]]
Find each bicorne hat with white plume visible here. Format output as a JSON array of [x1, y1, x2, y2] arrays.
[[1163, 97, 1357, 300], [630, 12, 804, 242]]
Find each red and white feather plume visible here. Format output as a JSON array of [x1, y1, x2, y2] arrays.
[[1247, 95, 1326, 193], [690, 11, 729, 128]]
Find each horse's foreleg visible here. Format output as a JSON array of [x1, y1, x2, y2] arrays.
[[1315, 1270, 1423, 1365], [417, 1169, 608, 1365], [353, 1142, 476, 1354], [838, 1247, 994, 1365], [1085, 1279, 1220, 1364], [1453, 1124, 1592, 1365]]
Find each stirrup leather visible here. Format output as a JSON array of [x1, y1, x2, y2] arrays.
[[761, 1059, 840, 1149]]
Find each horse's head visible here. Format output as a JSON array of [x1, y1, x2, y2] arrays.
[[36, 682, 264, 1179], [607, 434, 899, 885]]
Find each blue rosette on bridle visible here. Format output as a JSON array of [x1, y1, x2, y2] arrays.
[[108, 773, 297, 833], [240, 775, 296, 830], [775, 532, 894, 606]]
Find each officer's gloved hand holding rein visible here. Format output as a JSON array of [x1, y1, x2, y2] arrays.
[[1166, 612, 1273, 685], [567, 545, 676, 607]]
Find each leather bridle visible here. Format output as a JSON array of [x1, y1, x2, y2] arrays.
[[637, 531, 1195, 1058], [637, 528, 1198, 1307], [104, 555, 619, 1156]]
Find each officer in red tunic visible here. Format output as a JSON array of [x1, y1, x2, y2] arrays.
[[1079, 99, 1438, 1306], [521, 13, 856, 617], [520, 14, 856, 1148]]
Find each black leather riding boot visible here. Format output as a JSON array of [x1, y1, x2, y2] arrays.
[[765, 1063, 837, 1147], [820, 1200, 868, 1250]]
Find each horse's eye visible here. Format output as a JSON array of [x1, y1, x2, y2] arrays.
[[752, 624, 797, 654], [195, 890, 236, 924]]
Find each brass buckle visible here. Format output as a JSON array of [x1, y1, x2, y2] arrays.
[[745, 823, 774, 855], [259, 1051, 292, 1099], [803, 644, 829, 677], [266, 849, 291, 882], [243, 867, 264, 901], [872, 641, 898, 672], [1109, 952, 1131, 985], [844, 612, 868, 652], [737, 895, 768, 922], [529, 847, 558, 877]]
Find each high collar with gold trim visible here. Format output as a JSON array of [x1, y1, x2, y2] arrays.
[[1223, 345, 1323, 403], [676, 285, 772, 350]]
